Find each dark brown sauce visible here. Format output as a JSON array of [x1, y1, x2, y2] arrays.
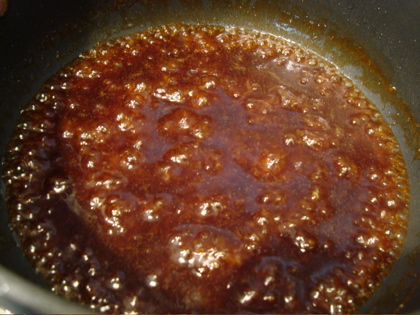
[[0, 0, 7, 17], [2, 24, 410, 313]]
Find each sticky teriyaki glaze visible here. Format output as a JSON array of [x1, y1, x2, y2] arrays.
[[2, 25, 410, 314]]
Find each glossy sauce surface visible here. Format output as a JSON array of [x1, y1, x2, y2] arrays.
[[2, 25, 410, 313]]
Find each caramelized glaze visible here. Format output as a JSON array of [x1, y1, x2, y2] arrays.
[[2, 25, 409, 313]]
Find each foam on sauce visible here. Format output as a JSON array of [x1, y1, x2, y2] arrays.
[[2, 24, 410, 313]]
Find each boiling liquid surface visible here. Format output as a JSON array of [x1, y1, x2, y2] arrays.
[[3, 25, 409, 313]]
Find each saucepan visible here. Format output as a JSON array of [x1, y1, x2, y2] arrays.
[[0, 0, 419, 313]]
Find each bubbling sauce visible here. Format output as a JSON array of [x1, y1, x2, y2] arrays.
[[2, 25, 410, 313]]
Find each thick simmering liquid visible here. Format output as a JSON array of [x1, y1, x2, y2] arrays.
[[2, 25, 409, 313]]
